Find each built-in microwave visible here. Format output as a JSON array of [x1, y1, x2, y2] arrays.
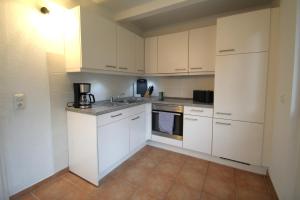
[[152, 103, 183, 141]]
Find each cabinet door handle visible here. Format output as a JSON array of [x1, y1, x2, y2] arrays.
[[106, 65, 116, 68], [191, 109, 204, 112], [119, 67, 128, 70], [190, 67, 203, 70], [185, 117, 198, 121], [175, 68, 186, 71], [111, 113, 122, 118], [137, 69, 144, 72], [216, 112, 232, 116], [219, 49, 235, 53], [215, 122, 231, 126], [131, 116, 140, 121]]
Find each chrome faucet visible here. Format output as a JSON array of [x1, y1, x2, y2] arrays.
[[110, 93, 125, 103]]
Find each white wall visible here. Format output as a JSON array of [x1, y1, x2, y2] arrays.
[[269, 0, 300, 199], [147, 76, 214, 98], [262, 7, 280, 167]]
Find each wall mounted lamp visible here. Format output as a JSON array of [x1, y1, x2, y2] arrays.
[[40, 6, 50, 14]]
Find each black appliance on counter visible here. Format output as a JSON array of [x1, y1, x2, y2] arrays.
[[193, 90, 214, 104], [73, 83, 95, 109], [137, 79, 147, 97]]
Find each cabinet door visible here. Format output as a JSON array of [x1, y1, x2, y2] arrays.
[[214, 53, 268, 123], [158, 31, 188, 73], [130, 112, 146, 152], [183, 115, 212, 154], [216, 9, 270, 55], [135, 36, 145, 74], [98, 118, 130, 174], [80, 8, 117, 71], [212, 119, 263, 165], [145, 37, 158, 74], [117, 26, 136, 73], [189, 26, 216, 72]]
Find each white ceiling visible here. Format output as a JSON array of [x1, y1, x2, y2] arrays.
[[97, 0, 274, 32]]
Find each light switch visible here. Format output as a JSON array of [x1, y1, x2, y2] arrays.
[[14, 93, 25, 110]]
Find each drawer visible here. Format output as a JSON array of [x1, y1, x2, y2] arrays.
[[97, 104, 146, 127], [184, 106, 213, 117]]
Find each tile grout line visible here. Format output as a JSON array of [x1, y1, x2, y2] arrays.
[[30, 192, 40, 200]]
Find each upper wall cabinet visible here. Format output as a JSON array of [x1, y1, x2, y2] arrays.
[[117, 26, 136, 73], [65, 6, 117, 72], [189, 26, 216, 73], [158, 31, 189, 74], [135, 35, 145, 74], [145, 37, 158, 74], [216, 9, 270, 55]]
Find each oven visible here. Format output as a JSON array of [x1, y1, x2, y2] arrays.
[[152, 103, 183, 140]]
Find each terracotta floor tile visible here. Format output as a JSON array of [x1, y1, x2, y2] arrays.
[[176, 165, 206, 191], [154, 160, 182, 179], [146, 148, 170, 163], [129, 189, 158, 200], [184, 157, 209, 174], [164, 152, 188, 166], [90, 177, 136, 200], [237, 189, 273, 200], [200, 192, 220, 200], [166, 183, 202, 200], [235, 170, 269, 194], [14, 193, 37, 200], [203, 176, 236, 200], [63, 172, 98, 194], [140, 172, 174, 200], [134, 157, 158, 170], [118, 164, 152, 186], [207, 163, 235, 182], [33, 178, 87, 200]]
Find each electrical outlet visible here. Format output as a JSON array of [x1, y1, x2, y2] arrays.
[[14, 93, 25, 110]]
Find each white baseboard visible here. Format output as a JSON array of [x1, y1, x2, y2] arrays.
[[147, 140, 268, 175]]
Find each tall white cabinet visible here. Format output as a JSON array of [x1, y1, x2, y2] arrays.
[[213, 8, 270, 166], [216, 9, 270, 55]]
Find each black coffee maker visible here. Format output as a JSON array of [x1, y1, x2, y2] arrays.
[[73, 83, 95, 108]]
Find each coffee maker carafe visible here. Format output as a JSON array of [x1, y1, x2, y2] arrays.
[[73, 83, 95, 108]]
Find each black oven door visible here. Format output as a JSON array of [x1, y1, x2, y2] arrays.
[[152, 110, 183, 140]]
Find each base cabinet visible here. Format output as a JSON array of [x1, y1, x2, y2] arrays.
[[212, 118, 263, 165], [98, 118, 130, 174], [129, 112, 146, 152], [183, 115, 212, 154]]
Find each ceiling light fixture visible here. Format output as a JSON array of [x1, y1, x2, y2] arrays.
[[40, 6, 50, 14]]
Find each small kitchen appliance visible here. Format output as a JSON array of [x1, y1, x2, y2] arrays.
[[73, 83, 95, 108], [193, 90, 214, 104], [137, 79, 147, 97]]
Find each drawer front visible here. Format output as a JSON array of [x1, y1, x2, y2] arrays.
[[212, 118, 263, 165], [97, 104, 146, 127], [184, 106, 213, 117]]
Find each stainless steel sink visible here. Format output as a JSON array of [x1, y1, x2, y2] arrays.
[[113, 97, 143, 104]]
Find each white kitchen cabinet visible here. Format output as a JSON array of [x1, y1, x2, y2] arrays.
[[214, 52, 268, 123], [158, 31, 189, 73], [145, 37, 158, 74], [67, 112, 99, 185], [216, 9, 270, 55], [117, 26, 136, 73], [98, 118, 130, 174], [189, 26, 216, 72], [212, 119, 263, 165], [65, 6, 117, 72], [129, 112, 146, 152], [135, 36, 145, 74], [67, 105, 148, 185], [183, 115, 212, 155]]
